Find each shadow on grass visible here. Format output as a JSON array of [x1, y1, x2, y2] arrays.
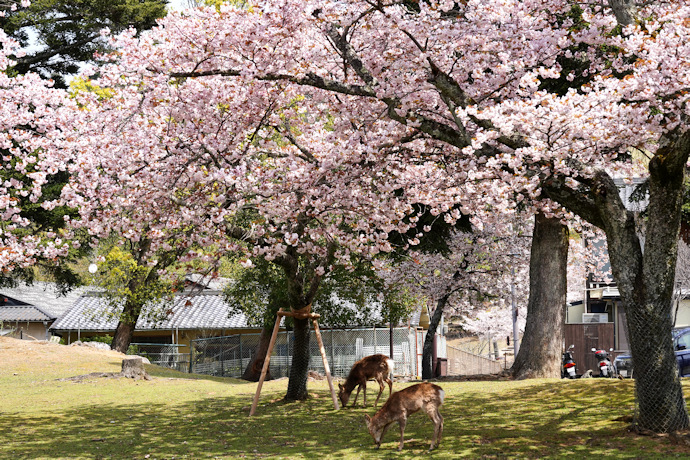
[[143, 363, 257, 385], [0, 378, 686, 459], [0, 394, 348, 459], [433, 378, 677, 459]]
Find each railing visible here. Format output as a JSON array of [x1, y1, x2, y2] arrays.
[[446, 345, 508, 375]]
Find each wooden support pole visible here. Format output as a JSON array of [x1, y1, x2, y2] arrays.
[[249, 306, 339, 415], [313, 319, 339, 410], [249, 308, 283, 416]]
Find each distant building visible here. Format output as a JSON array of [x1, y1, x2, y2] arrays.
[[0, 282, 85, 340]]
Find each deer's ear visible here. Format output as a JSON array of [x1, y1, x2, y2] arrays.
[[338, 383, 343, 390], [364, 414, 371, 425]]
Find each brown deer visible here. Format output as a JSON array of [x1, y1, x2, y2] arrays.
[[338, 354, 394, 408], [364, 382, 444, 451]]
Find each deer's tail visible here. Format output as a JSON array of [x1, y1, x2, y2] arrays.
[[386, 358, 395, 380]]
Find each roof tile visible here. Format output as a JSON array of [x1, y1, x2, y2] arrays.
[[50, 291, 249, 332], [0, 305, 55, 322]]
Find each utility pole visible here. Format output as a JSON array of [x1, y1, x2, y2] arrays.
[[511, 269, 519, 357]]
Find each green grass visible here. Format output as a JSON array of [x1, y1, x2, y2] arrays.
[[1, 340, 689, 459]]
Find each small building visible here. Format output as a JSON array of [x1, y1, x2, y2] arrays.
[[0, 282, 86, 340], [0, 296, 56, 340], [49, 290, 258, 353]]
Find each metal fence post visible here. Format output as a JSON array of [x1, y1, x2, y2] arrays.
[[220, 334, 225, 377], [189, 339, 194, 374], [373, 324, 377, 353]]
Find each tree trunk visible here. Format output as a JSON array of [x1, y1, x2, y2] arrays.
[[545, 142, 690, 431], [285, 316, 310, 401], [109, 239, 159, 355], [242, 325, 273, 381], [594, 0, 689, 434], [111, 300, 141, 353], [276, 243, 330, 402], [121, 356, 150, 380], [422, 293, 450, 379], [614, 148, 689, 432], [511, 213, 569, 379]]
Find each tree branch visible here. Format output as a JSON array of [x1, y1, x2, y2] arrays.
[[168, 68, 377, 98]]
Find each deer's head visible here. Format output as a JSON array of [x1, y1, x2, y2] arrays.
[[364, 414, 382, 448], [338, 383, 350, 407]]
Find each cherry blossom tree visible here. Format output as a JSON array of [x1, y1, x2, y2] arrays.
[[0, 28, 74, 275], [0, 0, 168, 88], [0, 0, 170, 293], [62, 23, 460, 397], [64, 0, 690, 430], [380, 205, 531, 378]]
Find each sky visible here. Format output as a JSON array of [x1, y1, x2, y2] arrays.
[[168, 0, 189, 11]]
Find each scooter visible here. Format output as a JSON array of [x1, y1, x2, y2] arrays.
[[592, 347, 615, 378], [562, 344, 577, 378]]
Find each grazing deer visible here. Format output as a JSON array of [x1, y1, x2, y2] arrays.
[[364, 382, 444, 451], [338, 354, 394, 408]]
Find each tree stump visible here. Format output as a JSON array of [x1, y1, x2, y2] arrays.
[[121, 356, 150, 380]]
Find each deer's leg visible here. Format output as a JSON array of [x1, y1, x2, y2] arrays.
[[385, 376, 393, 396], [353, 384, 363, 407], [361, 382, 367, 407], [427, 407, 444, 450], [437, 411, 444, 449], [380, 421, 392, 440], [376, 421, 392, 449], [397, 418, 407, 451], [374, 379, 385, 407]]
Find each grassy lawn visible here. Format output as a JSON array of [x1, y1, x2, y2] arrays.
[[1, 337, 689, 459]]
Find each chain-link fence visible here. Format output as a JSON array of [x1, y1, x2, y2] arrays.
[[128, 343, 190, 372], [189, 326, 446, 379]]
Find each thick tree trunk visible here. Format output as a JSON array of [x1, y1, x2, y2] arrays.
[[285, 316, 310, 401], [422, 293, 450, 379], [111, 300, 142, 353], [511, 213, 569, 379], [242, 325, 274, 381], [625, 296, 686, 431], [611, 147, 689, 432], [545, 143, 690, 431]]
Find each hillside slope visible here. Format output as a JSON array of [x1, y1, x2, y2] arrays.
[[0, 336, 126, 379]]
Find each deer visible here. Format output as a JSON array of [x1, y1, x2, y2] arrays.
[[364, 382, 444, 451], [338, 354, 394, 408]]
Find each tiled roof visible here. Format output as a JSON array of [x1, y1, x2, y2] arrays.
[[50, 291, 251, 332], [0, 282, 87, 318], [0, 305, 55, 322], [184, 274, 230, 291]]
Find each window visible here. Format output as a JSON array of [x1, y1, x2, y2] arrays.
[[676, 331, 690, 351]]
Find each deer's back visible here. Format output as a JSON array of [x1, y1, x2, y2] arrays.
[[346, 354, 391, 383], [387, 382, 444, 413]]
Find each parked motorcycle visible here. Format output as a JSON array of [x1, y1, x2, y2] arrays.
[[562, 344, 577, 379], [592, 347, 615, 378]]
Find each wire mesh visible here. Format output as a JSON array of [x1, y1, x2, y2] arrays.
[[626, 316, 690, 432], [127, 343, 190, 372], [189, 326, 437, 379]]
